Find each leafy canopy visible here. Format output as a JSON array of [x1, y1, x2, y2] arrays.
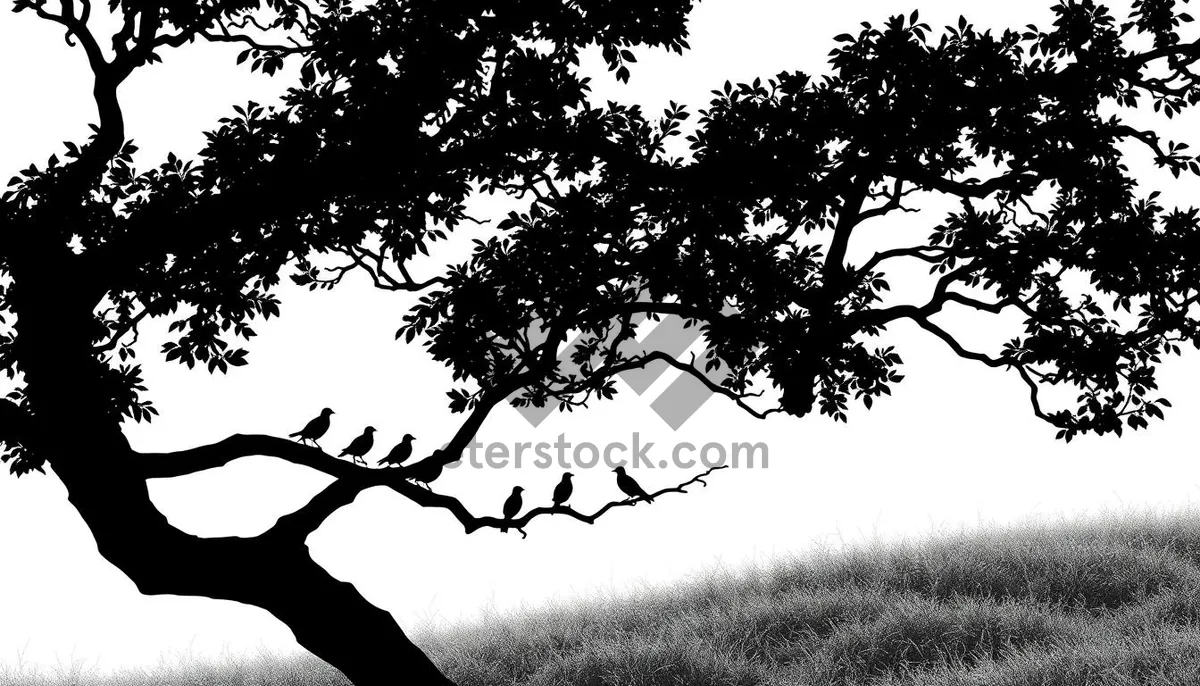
[[4, 0, 1200, 478]]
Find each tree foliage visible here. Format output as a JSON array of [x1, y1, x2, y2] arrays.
[[405, 0, 1200, 441], [6, 1, 1200, 683], [4, 0, 1200, 480]]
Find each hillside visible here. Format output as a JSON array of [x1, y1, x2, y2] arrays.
[[9, 509, 1200, 685]]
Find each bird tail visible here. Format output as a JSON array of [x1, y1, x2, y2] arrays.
[[288, 431, 302, 438]]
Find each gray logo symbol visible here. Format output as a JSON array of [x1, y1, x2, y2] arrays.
[[510, 314, 730, 430]]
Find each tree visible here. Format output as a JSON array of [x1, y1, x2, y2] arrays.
[[4, 0, 1200, 683]]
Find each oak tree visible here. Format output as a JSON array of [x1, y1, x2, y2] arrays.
[[5, 0, 1200, 683]]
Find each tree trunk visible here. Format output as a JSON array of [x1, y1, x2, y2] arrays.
[[52, 455, 456, 686], [267, 555, 456, 686], [12, 252, 458, 685]]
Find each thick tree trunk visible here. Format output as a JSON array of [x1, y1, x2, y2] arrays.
[[52, 456, 456, 686], [267, 555, 456, 686], [11, 242, 458, 686]]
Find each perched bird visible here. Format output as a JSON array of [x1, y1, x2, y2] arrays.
[[289, 408, 334, 448], [613, 466, 654, 504], [552, 473, 574, 508], [339, 426, 376, 465], [404, 451, 445, 489], [378, 434, 416, 468], [501, 486, 524, 533]]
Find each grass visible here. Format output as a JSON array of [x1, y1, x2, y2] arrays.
[[0, 648, 349, 686], [11, 508, 1200, 685]]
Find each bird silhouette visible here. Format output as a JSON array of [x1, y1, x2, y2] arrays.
[[339, 426, 376, 465], [613, 466, 654, 504], [501, 486, 524, 533], [404, 451, 445, 489], [552, 472, 574, 508], [378, 434, 416, 468], [289, 408, 334, 448]]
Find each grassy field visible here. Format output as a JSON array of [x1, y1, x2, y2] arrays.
[[10, 509, 1200, 685]]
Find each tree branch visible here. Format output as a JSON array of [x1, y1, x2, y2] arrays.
[[638, 351, 781, 420], [133, 433, 729, 540], [909, 316, 1006, 368], [855, 246, 947, 279], [94, 302, 157, 353], [198, 24, 312, 54], [472, 465, 729, 539], [882, 165, 1040, 198], [1129, 39, 1200, 68], [29, 0, 107, 73], [267, 477, 371, 542], [135, 434, 362, 479], [1014, 363, 1062, 426], [824, 176, 871, 285]]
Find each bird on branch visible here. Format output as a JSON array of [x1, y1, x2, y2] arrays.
[[501, 486, 524, 533], [552, 472, 574, 508], [403, 451, 445, 489], [289, 408, 334, 448], [378, 434, 415, 468], [614, 466, 654, 504], [338, 426, 376, 465]]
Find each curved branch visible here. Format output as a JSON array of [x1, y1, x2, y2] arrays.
[[882, 165, 1040, 198], [28, 1, 107, 73], [856, 261, 986, 327], [476, 465, 729, 539], [198, 28, 312, 54], [909, 316, 1006, 368], [1129, 39, 1200, 68], [343, 245, 447, 292], [1014, 363, 1062, 427], [855, 246, 947, 279], [95, 302, 158, 353], [268, 477, 370, 542], [133, 433, 729, 540], [824, 176, 871, 284], [638, 351, 781, 420]]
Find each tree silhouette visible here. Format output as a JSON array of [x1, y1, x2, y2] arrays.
[[5, 0, 1200, 683]]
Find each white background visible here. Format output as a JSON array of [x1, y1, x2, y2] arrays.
[[2, 0, 1199, 673]]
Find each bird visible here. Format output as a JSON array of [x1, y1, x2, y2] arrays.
[[339, 426, 376, 465], [404, 451, 445, 489], [552, 473, 574, 508], [613, 466, 654, 504], [501, 486, 524, 533], [289, 408, 334, 448], [378, 434, 416, 468]]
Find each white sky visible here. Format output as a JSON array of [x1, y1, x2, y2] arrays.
[[3, 0, 1200, 674]]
